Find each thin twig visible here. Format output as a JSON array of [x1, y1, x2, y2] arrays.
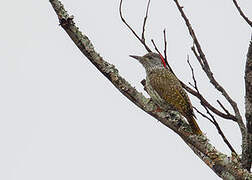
[[174, 0, 244, 122], [195, 106, 238, 156], [163, 29, 169, 66], [206, 109, 238, 156], [49, 0, 252, 178], [187, 57, 197, 88], [191, 46, 204, 68], [151, 39, 162, 56], [232, 0, 252, 27], [119, 0, 152, 52], [187, 59, 237, 155], [186, 58, 236, 120], [217, 100, 231, 115], [142, 0, 151, 43], [173, 0, 246, 164], [194, 107, 214, 123], [182, 82, 236, 121]]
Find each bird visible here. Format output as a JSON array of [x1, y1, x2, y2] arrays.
[[130, 52, 202, 135]]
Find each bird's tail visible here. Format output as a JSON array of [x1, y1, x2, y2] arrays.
[[188, 117, 202, 135]]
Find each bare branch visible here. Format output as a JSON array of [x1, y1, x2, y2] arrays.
[[206, 110, 238, 156], [49, 0, 252, 177], [187, 57, 198, 89], [173, 0, 247, 167], [232, 0, 252, 27], [187, 59, 237, 155], [142, 0, 151, 43], [182, 82, 236, 121], [196, 106, 238, 156], [194, 107, 214, 123], [217, 100, 231, 116], [119, 0, 152, 52], [151, 39, 162, 55], [163, 29, 169, 67], [244, 39, 252, 171]]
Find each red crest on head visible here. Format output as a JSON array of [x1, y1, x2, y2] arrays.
[[158, 53, 166, 68]]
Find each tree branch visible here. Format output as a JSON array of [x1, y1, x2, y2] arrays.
[[152, 37, 236, 121], [187, 58, 237, 156], [163, 29, 168, 66], [173, 0, 248, 169], [142, 0, 151, 44], [119, 0, 152, 52], [181, 82, 236, 121], [49, 0, 252, 178], [232, 0, 252, 27], [151, 31, 235, 122], [217, 100, 232, 116], [244, 38, 252, 171]]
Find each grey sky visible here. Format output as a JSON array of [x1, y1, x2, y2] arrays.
[[0, 0, 251, 179]]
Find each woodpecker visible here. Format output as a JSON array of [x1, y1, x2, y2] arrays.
[[130, 52, 202, 135]]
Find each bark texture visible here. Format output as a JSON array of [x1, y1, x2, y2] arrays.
[[49, 0, 252, 178], [244, 40, 252, 171]]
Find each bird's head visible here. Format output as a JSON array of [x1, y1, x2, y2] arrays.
[[130, 52, 166, 70]]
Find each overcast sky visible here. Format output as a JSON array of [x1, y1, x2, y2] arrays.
[[0, 0, 251, 179]]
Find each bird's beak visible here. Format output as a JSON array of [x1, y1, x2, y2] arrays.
[[129, 55, 141, 61]]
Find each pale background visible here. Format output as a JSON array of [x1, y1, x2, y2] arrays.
[[0, 0, 251, 179]]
